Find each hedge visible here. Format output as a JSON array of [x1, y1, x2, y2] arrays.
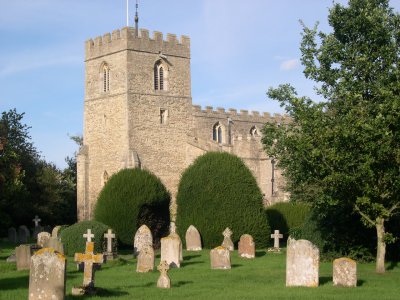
[[94, 168, 170, 246], [176, 152, 270, 248], [60, 220, 109, 255]]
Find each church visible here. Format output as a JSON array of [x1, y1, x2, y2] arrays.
[[76, 19, 289, 221]]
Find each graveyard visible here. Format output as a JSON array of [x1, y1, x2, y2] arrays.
[[0, 236, 399, 299]]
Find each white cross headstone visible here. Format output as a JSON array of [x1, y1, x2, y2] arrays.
[[104, 229, 115, 253], [83, 229, 94, 243], [32, 215, 41, 227], [271, 230, 283, 249]]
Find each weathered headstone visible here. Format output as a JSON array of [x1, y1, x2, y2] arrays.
[[18, 225, 30, 243], [286, 237, 319, 287], [134, 225, 153, 257], [28, 248, 66, 300], [333, 258, 357, 287], [37, 232, 51, 248], [169, 222, 183, 261], [136, 245, 154, 273], [16, 245, 31, 270], [161, 235, 181, 268], [8, 227, 17, 244], [52, 226, 62, 238], [210, 246, 231, 269], [221, 227, 234, 251], [45, 237, 64, 255], [74, 242, 104, 292], [104, 229, 116, 260], [32, 215, 43, 239], [185, 225, 202, 251], [6, 253, 16, 263], [157, 260, 171, 289], [238, 234, 255, 258]]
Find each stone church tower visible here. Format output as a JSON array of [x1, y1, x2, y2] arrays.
[[77, 25, 288, 221]]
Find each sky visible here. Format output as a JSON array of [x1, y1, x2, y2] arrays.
[[1, 0, 399, 168]]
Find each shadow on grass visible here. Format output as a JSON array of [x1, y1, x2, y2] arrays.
[[319, 276, 332, 285], [231, 264, 243, 268], [255, 251, 266, 258], [357, 279, 366, 286], [183, 255, 201, 261], [0, 275, 29, 290], [180, 261, 203, 267], [69, 287, 130, 298], [175, 281, 193, 287], [386, 261, 398, 270]]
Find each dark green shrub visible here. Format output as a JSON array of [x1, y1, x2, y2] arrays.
[[94, 169, 170, 246], [60, 220, 108, 255], [265, 202, 311, 243], [176, 152, 270, 248]]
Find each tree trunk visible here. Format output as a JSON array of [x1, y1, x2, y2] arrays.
[[375, 217, 386, 273]]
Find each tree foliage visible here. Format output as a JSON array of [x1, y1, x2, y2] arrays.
[[176, 152, 270, 248], [262, 0, 400, 271]]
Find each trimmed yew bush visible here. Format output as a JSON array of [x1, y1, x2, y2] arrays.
[[94, 168, 170, 246], [176, 152, 270, 248], [60, 220, 108, 255]]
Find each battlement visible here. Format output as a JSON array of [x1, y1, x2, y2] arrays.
[[192, 105, 289, 123], [85, 27, 190, 60]]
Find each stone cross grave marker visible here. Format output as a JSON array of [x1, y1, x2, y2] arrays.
[[210, 246, 231, 269], [37, 232, 51, 247], [136, 244, 154, 273], [32, 215, 41, 227], [271, 230, 283, 249], [83, 229, 94, 243], [104, 229, 116, 260], [28, 248, 66, 300], [333, 257, 357, 287], [238, 234, 255, 258], [286, 237, 319, 287], [221, 227, 234, 251], [157, 260, 171, 288], [74, 242, 104, 289], [134, 225, 153, 257], [185, 225, 202, 251]]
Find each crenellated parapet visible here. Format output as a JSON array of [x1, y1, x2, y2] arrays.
[[192, 104, 289, 124], [85, 27, 190, 61]]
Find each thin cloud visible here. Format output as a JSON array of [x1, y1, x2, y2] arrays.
[[280, 59, 299, 71]]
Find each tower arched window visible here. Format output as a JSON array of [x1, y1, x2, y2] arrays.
[[250, 126, 260, 137], [154, 61, 167, 91], [213, 122, 225, 144], [103, 65, 110, 92]]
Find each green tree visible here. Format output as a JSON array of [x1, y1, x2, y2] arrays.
[[263, 0, 400, 273]]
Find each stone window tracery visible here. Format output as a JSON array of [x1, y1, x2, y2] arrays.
[[212, 122, 225, 144], [154, 61, 167, 91], [102, 64, 110, 92]]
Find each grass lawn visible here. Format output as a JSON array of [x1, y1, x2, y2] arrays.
[[0, 240, 399, 299]]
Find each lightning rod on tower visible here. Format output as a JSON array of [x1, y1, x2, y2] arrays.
[[135, 0, 139, 37]]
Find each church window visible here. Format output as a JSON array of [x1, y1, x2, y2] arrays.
[[250, 126, 260, 137], [212, 122, 225, 144], [103, 171, 109, 186], [154, 61, 167, 91], [103, 64, 110, 92], [160, 108, 168, 124]]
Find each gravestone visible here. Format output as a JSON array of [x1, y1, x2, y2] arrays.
[[18, 225, 30, 243], [160, 235, 181, 268], [37, 232, 51, 247], [238, 234, 255, 258], [45, 237, 64, 255], [269, 230, 283, 252], [104, 229, 116, 260], [6, 253, 16, 263], [136, 244, 154, 273], [74, 241, 104, 292], [157, 260, 171, 289], [16, 244, 40, 270], [169, 222, 183, 261], [28, 248, 66, 300], [52, 226, 62, 238], [221, 227, 234, 251], [185, 225, 202, 251], [32, 215, 43, 239], [286, 237, 319, 287], [210, 246, 231, 269], [333, 258, 357, 287], [134, 225, 153, 257], [8, 227, 17, 244]]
